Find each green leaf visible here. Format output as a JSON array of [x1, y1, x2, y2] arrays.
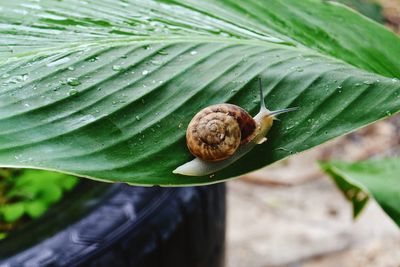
[[7, 170, 78, 203], [0, 232, 7, 240], [0, 203, 25, 223], [321, 158, 400, 227], [0, 0, 399, 185], [25, 200, 48, 219], [2, 170, 78, 223]]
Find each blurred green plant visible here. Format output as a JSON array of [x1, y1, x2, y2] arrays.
[[0, 170, 78, 239], [321, 157, 400, 227]]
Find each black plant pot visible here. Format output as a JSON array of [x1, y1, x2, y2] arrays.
[[0, 180, 226, 267]]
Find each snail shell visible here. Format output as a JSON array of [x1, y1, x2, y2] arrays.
[[186, 104, 256, 162]]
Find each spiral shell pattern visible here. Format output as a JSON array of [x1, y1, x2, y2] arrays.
[[186, 104, 257, 162]]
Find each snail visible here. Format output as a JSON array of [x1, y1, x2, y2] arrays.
[[173, 78, 298, 176]]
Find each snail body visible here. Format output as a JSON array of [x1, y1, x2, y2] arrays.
[[173, 79, 297, 176]]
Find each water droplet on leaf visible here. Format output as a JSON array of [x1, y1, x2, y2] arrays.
[[112, 65, 123, 71], [47, 57, 70, 67], [69, 89, 78, 96], [157, 50, 168, 55], [150, 60, 161, 65], [86, 56, 98, 62], [66, 77, 81, 86]]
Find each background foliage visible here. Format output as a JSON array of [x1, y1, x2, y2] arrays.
[[0, 170, 78, 239], [321, 158, 400, 227]]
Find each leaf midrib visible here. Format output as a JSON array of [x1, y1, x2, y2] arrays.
[[3, 33, 396, 83], [0, 35, 296, 64]]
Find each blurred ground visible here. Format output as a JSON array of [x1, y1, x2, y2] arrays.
[[380, 0, 400, 32], [226, 115, 400, 267], [226, 179, 400, 267]]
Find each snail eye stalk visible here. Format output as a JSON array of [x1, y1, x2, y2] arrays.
[[258, 77, 298, 117], [269, 107, 299, 117], [258, 77, 267, 112]]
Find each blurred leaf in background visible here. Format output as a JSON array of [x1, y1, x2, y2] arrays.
[[321, 158, 400, 227], [0, 170, 78, 239]]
